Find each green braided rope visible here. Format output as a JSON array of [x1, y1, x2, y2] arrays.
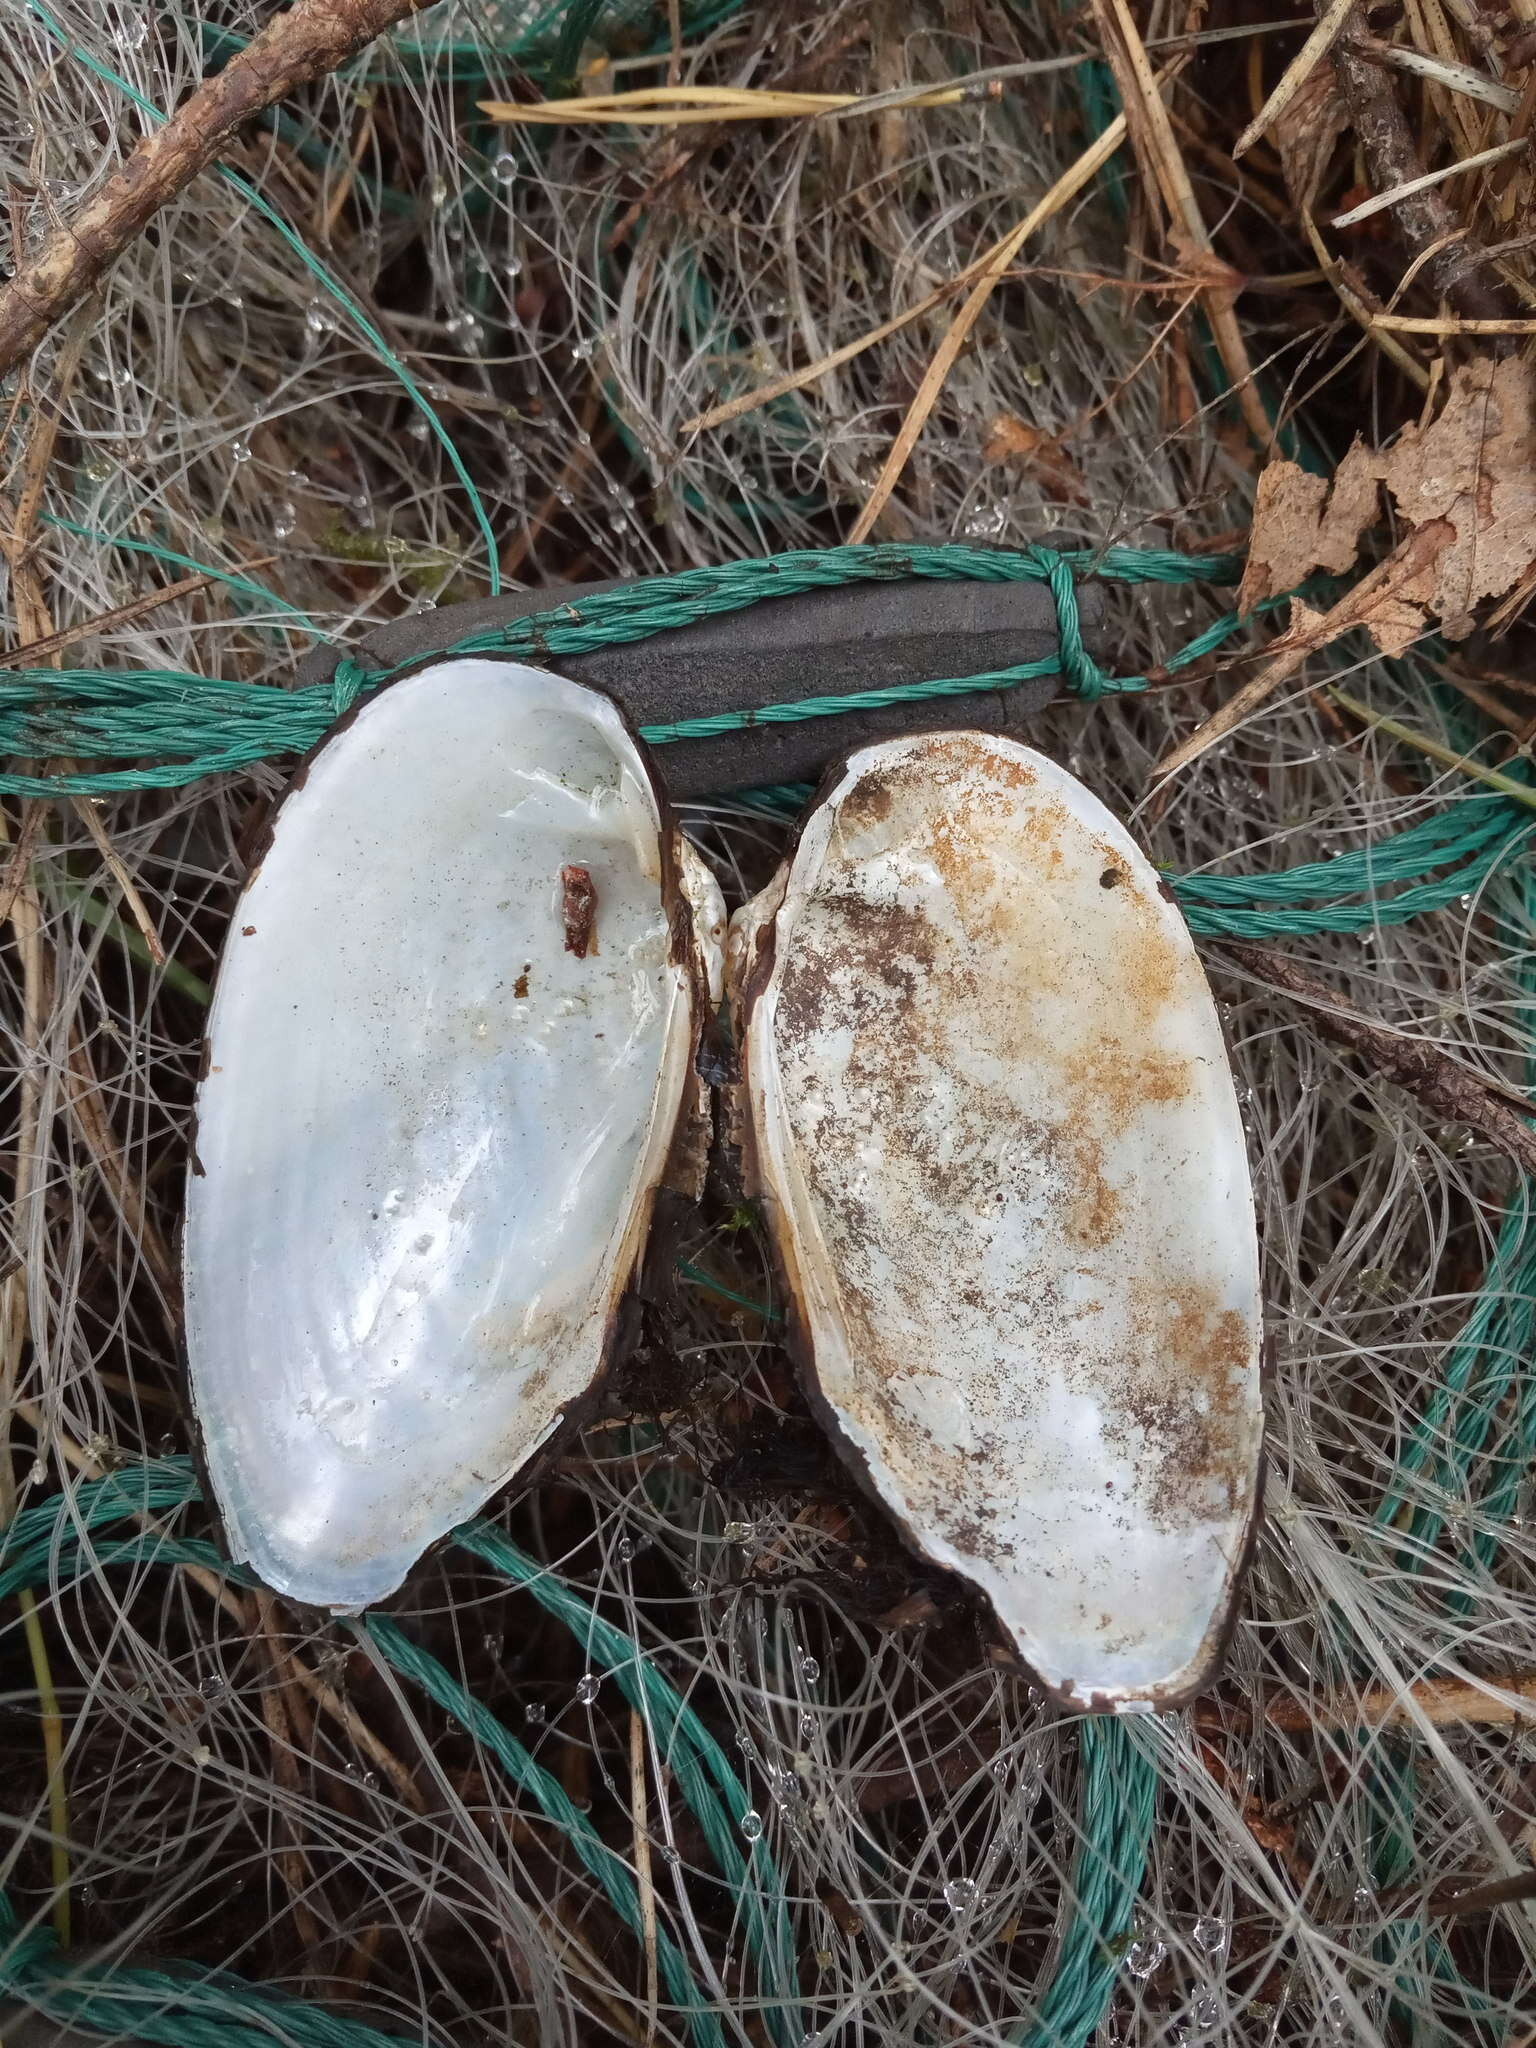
[[7, 535, 1529, 949], [0, 542, 1198, 797]]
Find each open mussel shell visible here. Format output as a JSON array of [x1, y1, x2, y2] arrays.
[[731, 731, 1263, 1711], [184, 659, 718, 1611]]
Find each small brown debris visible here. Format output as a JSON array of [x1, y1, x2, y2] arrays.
[[241, 925, 257, 937], [560, 865, 598, 957], [980, 414, 1089, 503], [513, 964, 531, 999], [1239, 358, 1536, 646]]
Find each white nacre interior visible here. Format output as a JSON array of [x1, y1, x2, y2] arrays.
[[185, 659, 700, 1609]]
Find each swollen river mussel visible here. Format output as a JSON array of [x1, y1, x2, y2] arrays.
[[184, 659, 719, 1610], [186, 687, 1262, 1704], [730, 732, 1263, 1710]]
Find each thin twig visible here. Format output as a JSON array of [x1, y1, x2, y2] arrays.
[[0, 571, 221, 669], [1218, 941, 1536, 1176], [0, 0, 433, 379], [1328, 2, 1524, 326], [1150, 520, 1455, 781]]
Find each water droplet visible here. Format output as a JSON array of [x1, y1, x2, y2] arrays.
[[1124, 1930, 1167, 1979], [1187, 1991, 1221, 2035], [524, 1701, 546, 1725], [799, 1654, 820, 1683], [617, 1536, 636, 1563], [943, 1877, 978, 1915], [570, 337, 596, 362], [492, 150, 518, 185], [271, 500, 297, 540], [799, 1711, 815, 1739], [961, 501, 1008, 540], [231, 438, 252, 464], [429, 177, 448, 208], [304, 298, 339, 339], [28, 1460, 46, 1486], [660, 1844, 680, 1865], [576, 1672, 600, 1705], [118, 11, 149, 49], [1192, 1914, 1227, 1956], [740, 1810, 763, 1841], [722, 1521, 753, 1542], [190, 1743, 213, 1767]]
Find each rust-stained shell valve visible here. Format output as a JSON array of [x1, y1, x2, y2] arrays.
[[729, 732, 1263, 1712]]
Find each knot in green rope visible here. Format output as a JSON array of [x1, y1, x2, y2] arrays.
[[1028, 546, 1115, 701]]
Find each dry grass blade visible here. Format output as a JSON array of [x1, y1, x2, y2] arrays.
[[1151, 521, 1455, 781], [1371, 310, 1536, 332], [845, 115, 1129, 542], [1091, 0, 1270, 446], [681, 253, 1003, 435], [480, 83, 997, 124], [1333, 138, 1529, 228]]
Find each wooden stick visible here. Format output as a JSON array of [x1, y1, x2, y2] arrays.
[[1150, 519, 1454, 782], [1218, 941, 1536, 1177], [0, 571, 221, 669], [0, 0, 432, 380], [1265, 1670, 1536, 1731], [1328, 1, 1524, 327]]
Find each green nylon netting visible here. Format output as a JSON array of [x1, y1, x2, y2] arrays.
[[4, 539, 1534, 2047], [0, 1463, 1154, 2048]]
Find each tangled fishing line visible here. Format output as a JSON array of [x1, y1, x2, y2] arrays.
[[1, 1, 1534, 2045]]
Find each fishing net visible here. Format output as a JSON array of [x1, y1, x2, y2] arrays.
[[1, 2, 1533, 2045]]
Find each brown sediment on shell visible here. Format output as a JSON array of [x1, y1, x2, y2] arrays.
[[731, 727, 1263, 1711], [560, 863, 598, 956]]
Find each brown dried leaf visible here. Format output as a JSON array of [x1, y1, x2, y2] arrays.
[[1270, 58, 1349, 208], [980, 414, 1089, 504], [1237, 451, 1381, 611], [1379, 357, 1536, 640], [1239, 359, 1536, 650]]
